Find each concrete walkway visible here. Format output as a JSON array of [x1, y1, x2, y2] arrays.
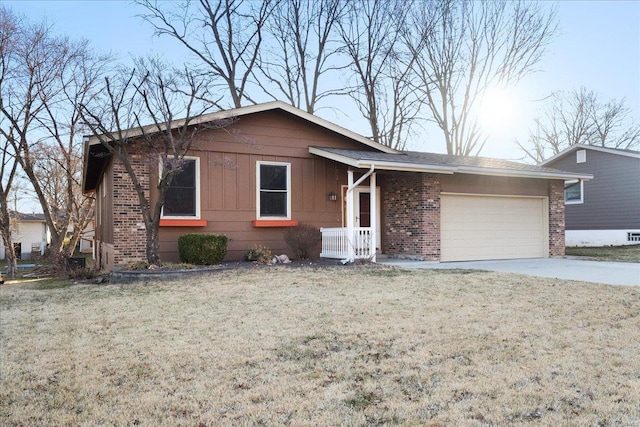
[[378, 258, 640, 287]]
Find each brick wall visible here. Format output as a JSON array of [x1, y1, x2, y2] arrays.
[[549, 180, 566, 257], [383, 173, 441, 261], [111, 146, 150, 266]]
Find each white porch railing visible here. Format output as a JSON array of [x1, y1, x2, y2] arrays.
[[320, 227, 375, 261]]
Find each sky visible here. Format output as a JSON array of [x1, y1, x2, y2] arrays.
[[4, 0, 640, 189]]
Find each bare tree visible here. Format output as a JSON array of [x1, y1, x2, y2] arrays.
[[338, 0, 421, 150], [0, 7, 20, 278], [0, 141, 20, 279], [256, 0, 347, 113], [79, 59, 227, 266], [0, 7, 107, 258], [136, 0, 275, 108], [409, 0, 557, 155], [518, 87, 640, 163], [31, 143, 94, 255]]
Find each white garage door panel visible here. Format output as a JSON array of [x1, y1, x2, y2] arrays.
[[441, 195, 548, 262]]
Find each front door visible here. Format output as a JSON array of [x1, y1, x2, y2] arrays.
[[352, 187, 381, 249]]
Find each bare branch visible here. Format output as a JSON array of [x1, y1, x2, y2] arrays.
[[518, 87, 640, 163], [408, 0, 557, 155]]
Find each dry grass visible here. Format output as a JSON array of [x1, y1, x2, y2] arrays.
[[1, 267, 639, 426], [566, 244, 640, 263]]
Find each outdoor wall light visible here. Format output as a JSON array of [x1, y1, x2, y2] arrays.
[[328, 191, 337, 201]]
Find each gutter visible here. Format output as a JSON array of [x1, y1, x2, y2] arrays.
[[455, 165, 593, 181]]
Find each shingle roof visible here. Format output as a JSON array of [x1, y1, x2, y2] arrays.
[[310, 147, 593, 180], [11, 212, 45, 222]]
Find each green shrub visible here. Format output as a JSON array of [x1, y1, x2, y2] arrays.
[[178, 234, 228, 265], [284, 223, 321, 260], [245, 245, 273, 264]]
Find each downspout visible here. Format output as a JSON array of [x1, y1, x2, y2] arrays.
[[342, 165, 375, 264]]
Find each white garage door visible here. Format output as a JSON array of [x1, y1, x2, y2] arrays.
[[441, 194, 548, 262]]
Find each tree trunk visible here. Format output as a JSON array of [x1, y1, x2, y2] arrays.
[[146, 224, 161, 266], [1, 233, 18, 279]]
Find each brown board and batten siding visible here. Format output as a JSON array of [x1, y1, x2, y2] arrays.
[[157, 110, 365, 262], [94, 161, 115, 270], [546, 149, 640, 230]]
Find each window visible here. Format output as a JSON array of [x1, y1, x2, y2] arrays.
[[576, 149, 586, 163], [162, 157, 200, 218], [257, 161, 290, 219], [564, 179, 583, 204]]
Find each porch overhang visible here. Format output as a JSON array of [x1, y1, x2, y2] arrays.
[[309, 147, 593, 181], [309, 147, 456, 174]]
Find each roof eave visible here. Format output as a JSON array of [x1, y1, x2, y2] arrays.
[[540, 143, 640, 165]]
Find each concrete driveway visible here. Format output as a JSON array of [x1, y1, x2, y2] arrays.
[[379, 258, 640, 286]]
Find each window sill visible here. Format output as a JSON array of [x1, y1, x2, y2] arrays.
[[252, 219, 299, 227], [160, 219, 207, 227]]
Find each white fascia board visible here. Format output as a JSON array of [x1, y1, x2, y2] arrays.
[[456, 165, 593, 181]]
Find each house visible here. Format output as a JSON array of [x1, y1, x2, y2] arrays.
[[0, 212, 50, 260], [82, 101, 591, 271], [541, 144, 640, 246]]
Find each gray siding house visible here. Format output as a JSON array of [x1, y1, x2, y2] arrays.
[[541, 144, 640, 246]]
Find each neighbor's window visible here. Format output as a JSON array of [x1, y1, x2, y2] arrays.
[[162, 157, 200, 218], [257, 161, 291, 219], [564, 179, 583, 204]]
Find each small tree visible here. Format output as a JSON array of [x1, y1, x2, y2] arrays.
[[284, 223, 321, 260], [80, 58, 228, 266]]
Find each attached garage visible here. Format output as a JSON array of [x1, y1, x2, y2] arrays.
[[440, 194, 549, 262]]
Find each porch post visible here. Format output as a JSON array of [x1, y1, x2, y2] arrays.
[[369, 172, 377, 262], [346, 169, 355, 262]]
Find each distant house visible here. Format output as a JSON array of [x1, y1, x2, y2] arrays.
[[82, 101, 590, 271], [0, 212, 50, 260], [541, 144, 640, 246]]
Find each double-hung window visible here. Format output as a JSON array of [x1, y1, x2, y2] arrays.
[[564, 179, 583, 204], [162, 157, 200, 218], [257, 161, 291, 219]]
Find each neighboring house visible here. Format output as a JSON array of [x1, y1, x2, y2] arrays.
[[541, 144, 640, 247], [0, 212, 50, 260], [82, 101, 591, 271]]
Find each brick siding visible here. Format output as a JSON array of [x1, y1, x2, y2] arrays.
[[548, 180, 566, 256], [111, 146, 150, 266], [383, 173, 441, 261]]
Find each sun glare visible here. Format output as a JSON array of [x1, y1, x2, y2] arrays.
[[478, 88, 519, 134]]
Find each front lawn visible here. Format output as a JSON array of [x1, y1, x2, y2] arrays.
[[1, 267, 639, 426], [566, 244, 640, 263]]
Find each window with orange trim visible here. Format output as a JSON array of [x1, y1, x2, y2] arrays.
[[256, 161, 291, 220], [161, 156, 201, 220]]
